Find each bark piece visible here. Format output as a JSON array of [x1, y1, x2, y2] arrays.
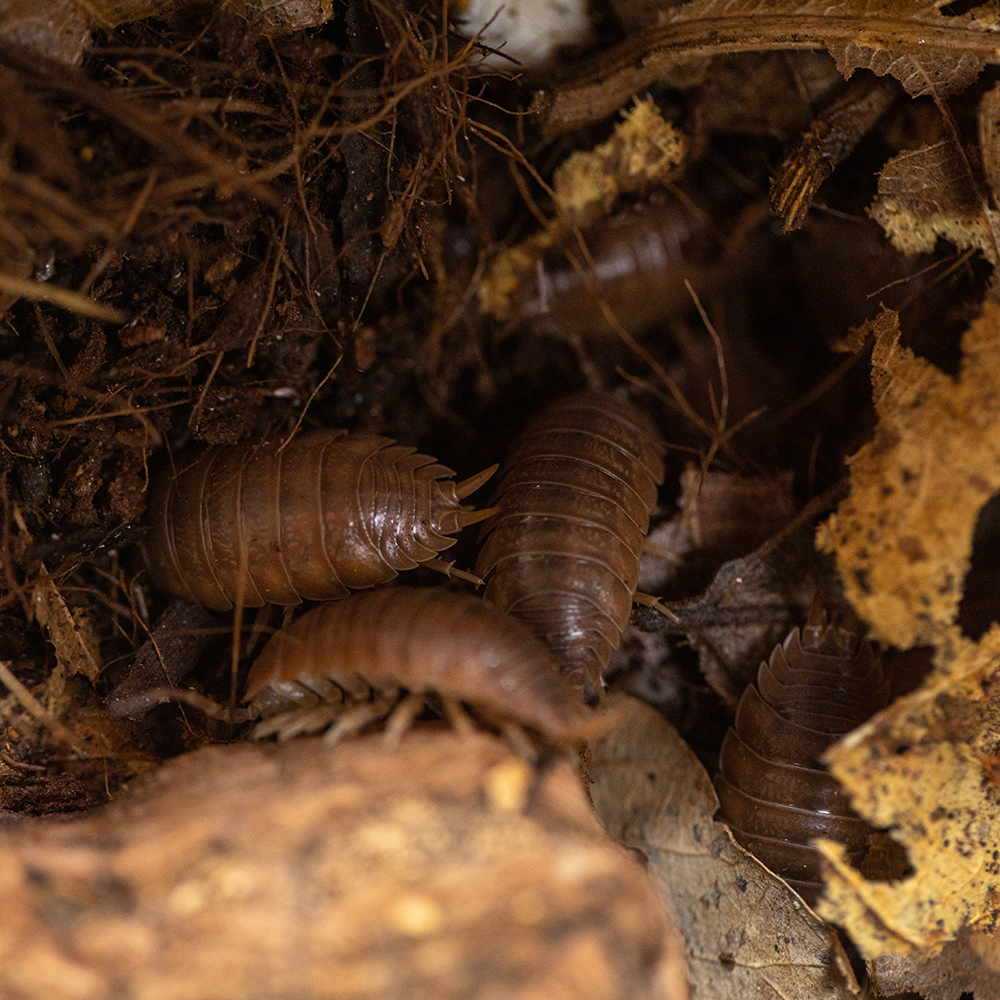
[[0, 730, 687, 1000]]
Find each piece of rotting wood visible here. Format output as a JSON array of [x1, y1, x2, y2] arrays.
[[0, 731, 689, 1000]]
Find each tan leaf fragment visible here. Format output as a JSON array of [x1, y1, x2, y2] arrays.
[[817, 628, 1000, 959], [869, 923, 1000, 1000], [869, 139, 996, 260], [32, 569, 102, 685], [816, 302, 1000, 649], [590, 695, 859, 1000]]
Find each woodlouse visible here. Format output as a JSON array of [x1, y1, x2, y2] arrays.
[[144, 430, 494, 611], [494, 197, 750, 338], [475, 391, 666, 700], [713, 597, 891, 903], [243, 586, 594, 745]]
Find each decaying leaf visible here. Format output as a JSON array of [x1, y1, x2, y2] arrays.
[[638, 508, 845, 707], [83, 0, 334, 33], [870, 923, 1000, 1000], [817, 629, 1000, 959], [979, 82, 1000, 209], [869, 138, 996, 260], [816, 302, 1000, 649], [32, 569, 102, 685], [536, 0, 1000, 134], [0, 0, 89, 65], [590, 695, 859, 1000], [0, 730, 687, 1000], [640, 464, 798, 599]]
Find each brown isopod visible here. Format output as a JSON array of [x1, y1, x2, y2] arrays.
[[485, 195, 760, 339], [713, 596, 891, 904], [475, 391, 666, 700], [243, 586, 596, 746], [144, 430, 495, 611]]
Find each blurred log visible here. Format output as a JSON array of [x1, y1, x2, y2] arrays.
[[0, 730, 687, 1000]]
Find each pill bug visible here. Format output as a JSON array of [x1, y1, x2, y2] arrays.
[[475, 391, 666, 701], [713, 598, 891, 904], [243, 586, 595, 745], [144, 430, 495, 611]]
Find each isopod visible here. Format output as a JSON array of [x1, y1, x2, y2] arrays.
[[144, 430, 495, 611], [713, 596, 891, 903], [475, 391, 666, 700], [243, 586, 594, 744], [482, 196, 752, 339]]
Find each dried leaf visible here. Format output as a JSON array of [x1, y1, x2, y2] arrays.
[[639, 510, 844, 706], [31, 569, 102, 684], [869, 139, 996, 260], [81, 0, 334, 33], [0, 731, 686, 1000], [640, 464, 797, 599], [870, 924, 1000, 1000], [590, 695, 859, 999], [817, 629, 1000, 959], [537, 0, 1000, 134], [979, 82, 1000, 208], [816, 303, 1000, 649]]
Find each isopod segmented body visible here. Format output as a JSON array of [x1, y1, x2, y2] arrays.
[[244, 586, 593, 743], [475, 392, 666, 700], [144, 430, 493, 611], [714, 600, 891, 903], [508, 200, 733, 339]]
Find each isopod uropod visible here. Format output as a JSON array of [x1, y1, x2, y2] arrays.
[[475, 391, 666, 700], [713, 597, 891, 903], [243, 586, 594, 744], [144, 430, 494, 611]]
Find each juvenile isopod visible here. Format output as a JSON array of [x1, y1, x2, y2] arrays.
[[475, 391, 666, 700], [243, 586, 595, 745], [144, 430, 495, 611], [713, 596, 891, 903]]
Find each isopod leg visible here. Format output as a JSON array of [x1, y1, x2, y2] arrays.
[[322, 698, 398, 744], [441, 696, 476, 736], [251, 702, 344, 740], [633, 590, 680, 622], [500, 722, 538, 764], [423, 557, 485, 587], [454, 464, 499, 500], [381, 692, 426, 749]]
